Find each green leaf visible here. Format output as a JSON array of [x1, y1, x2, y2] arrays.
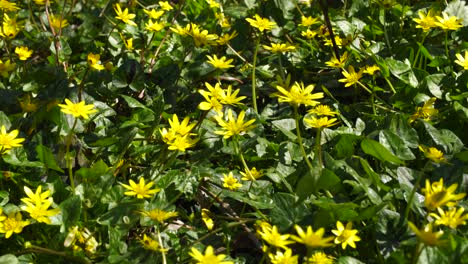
[[76, 160, 110, 180], [423, 121, 464, 153], [36, 145, 64, 172], [425, 74, 444, 99], [389, 114, 419, 148], [361, 139, 403, 165], [120, 95, 154, 112], [358, 157, 390, 192], [386, 58, 418, 88], [337, 256, 365, 264], [0, 254, 18, 264], [379, 130, 415, 160], [60, 195, 82, 230], [334, 134, 360, 158], [270, 193, 308, 231], [271, 119, 297, 141]]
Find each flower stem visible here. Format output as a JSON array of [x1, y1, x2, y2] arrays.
[[157, 228, 167, 264], [65, 118, 78, 192], [293, 105, 314, 173], [251, 37, 261, 114], [403, 173, 423, 221], [444, 31, 449, 59], [314, 128, 323, 169], [277, 54, 286, 82]]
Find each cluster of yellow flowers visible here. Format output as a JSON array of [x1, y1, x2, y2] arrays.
[[159, 114, 198, 152], [0, 186, 60, 239], [413, 10, 463, 32], [409, 178, 467, 246], [188, 220, 360, 263]]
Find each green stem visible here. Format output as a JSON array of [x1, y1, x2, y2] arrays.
[[157, 228, 167, 264], [293, 105, 314, 173], [411, 242, 424, 264], [65, 118, 78, 192], [382, 9, 392, 52], [277, 54, 286, 82], [444, 31, 449, 59], [18, 245, 91, 264], [403, 173, 423, 221], [314, 128, 323, 169], [78, 67, 90, 101], [251, 37, 261, 114]]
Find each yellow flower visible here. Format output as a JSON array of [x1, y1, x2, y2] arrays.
[[308, 105, 338, 117], [121, 178, 160, 199], [455, 51, 468, 70], [435, 12, 462, 31], [206, 0, 220, 8], [325, 51, 348, 68], [245, 14, 277, 32], [0, 0, 19, 12], [87, 53, 105, 71], [49, 15, 69, 31], [418, 145, 445, 163], [413, 9, 437, 32], [206, 55, 234, 70], [189, 246, 233, 264], [0, 14, 20, 39], [215, 12, 230, 28], [257, 224, 293, 249], [144, 9, 165, 19], [64, 226, 98, 254], [0, 125, 25, 154], [58, 99, 97, 119], [19, 94, 39, 113], [141, 209, 178, 224], [198, 94, 223, 113], [301, 29, 318, 39], [140, 234, 166, 252], [363, 65, 380, 75], [159, 1, 173, 11], [308, 252, 334, 264], [339, 66, 363, 87], [408, 222, 443, 246], [214, 109, 256, 139], [430, 207, 468, 229], [223, 172, 242, 191], [216, 31, 238, 45], [166, 134, 198, 152], [220, 85, 246, 106], [0, 212, 29, 238], [170, 24, 191, 36], [160, 114, 196, 143], [15, 46, 33, 60], [145, 19, 165, 32], [33, 0, 51, 4], [189, 24, 218, 46], [324, 36, 342, 47], [114, 3, 137, 26], [331, 221, 361, 249], [0, 59, 16, 77], [275, 82, 324, 107], [269, 248, 298, 264], [409, 97, 438, 123], [201, 209, 214, 230], [120, 34, 134, 50], [291, 225, 334, 248], [263, 43, 296, 53], [300, 16, 319, 27], [20, 186, 60, 224], [240, 167, 263, 181], [422, 178, 466, 210]]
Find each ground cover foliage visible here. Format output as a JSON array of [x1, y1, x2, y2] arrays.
[[0, 0, 467, 263]]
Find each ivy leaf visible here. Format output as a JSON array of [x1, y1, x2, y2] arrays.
[[361, 139, 403, 165]]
